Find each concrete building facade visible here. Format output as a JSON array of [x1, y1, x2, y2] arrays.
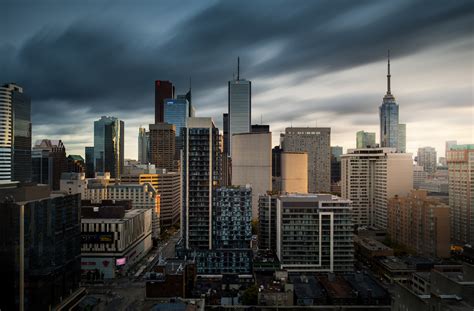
[[281, 152, 308, 194], [341, 148, 413, 228], [417, 146, 437, 174], [283, 127, 331, 193], [232, 132, 272, 218]]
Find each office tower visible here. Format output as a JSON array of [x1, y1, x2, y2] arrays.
[[447, 144, 474, 245], [398, 123, 406, 153], [182, 117, 221, 250], [417, 146, 437, 174], [228, 58, 251, 155], [32, 139, 68, 190], [222, 154, 232, 187], [81, 204, 152, 278], [275, 194, 353, 272], [331, 146, 343, 195], [251, 124, 270, 133], [149, 123, 176, 171], [258, 194, 278, 252], [356, 131, 376, 149], [379, 52, 399, 149], [283, 127, 331, 193], [341, 148, 413, 228], [0, 184, 82, 311], [138, 127, 150, 164], [232, 131, 272, 218], [155, 80, 174, 123], [387, 190, 450, 258], [93, 116, 124, 179], [164, 97, 190, 136], [223, 113, 230, 156], [66, 154, 85, 173], [85, 146, 95, 178], [0, 83, 32, 183], [281, 152, 308, 193], [272, 146, 283, 192]]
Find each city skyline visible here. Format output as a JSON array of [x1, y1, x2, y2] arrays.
[[1, 1, 472, 159]]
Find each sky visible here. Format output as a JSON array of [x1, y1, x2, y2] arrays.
[[1, 0, 473, 160]]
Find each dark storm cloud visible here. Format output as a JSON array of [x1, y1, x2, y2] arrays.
[[0, 0, 472, 140]]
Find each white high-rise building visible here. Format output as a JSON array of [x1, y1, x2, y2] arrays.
[[341, 148, 413, 228], [228, 58, 251, 155]]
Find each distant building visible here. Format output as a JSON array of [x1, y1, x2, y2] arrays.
[[84, 146, 95, 178], [228, 58, 251, 155], [149, 123, 176, 171], [445, 140, 457, 157], [398, 123, 406, 153], [60, 172, 87, 198], [379, 52, 399, 150], [341, 148, 413, 228], [258, 194, 278, 252], [81, 205, 152, 278], [223, 113, 230, 157], [155, 80, 174, 123], [0, 83, 32, 183], [272, 146, 283, 192], [275, 194, 353, 272], [232, 132, 272, 218], [164, 97, 190, 137], [356, 131, 376, 149], [251, 124, 270, 133], [281, 152, 308, 193], [93, 116, 124, 179], [413, 164, 428, 189], [67, 154, 85, 173], [284, 127, 331, 193], [138, 127, 150, 164], [417, 146, 437, 174], [331, 146, 343, 195], [447, 144, 474, 245], [387, 190, 451, 258], [0, 184, 82, 311], [32, 139, 67, 190]]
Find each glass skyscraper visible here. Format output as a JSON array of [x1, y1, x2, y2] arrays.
[[93, 116, 124, 178], [163, 98, 189, 136], [228, 58, 251, 155], [379, 52, 399, 150]]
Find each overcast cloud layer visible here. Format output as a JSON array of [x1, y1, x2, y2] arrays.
[[1, 0, 473, 159]]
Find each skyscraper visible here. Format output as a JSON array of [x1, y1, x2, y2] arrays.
[[154, 80, 174, 123], [417, 146, 437, 174], [223, 113, 230, 156], [445, 140, 457, 157], [149, 123, 176, 171], [379, 51, 399, 150], [164, 97, 190, 136], [341, 148, 413, 228], [93, 116, 124, 179], [138, 127, 149, 164], [0, 83, 32, 183], [228, 58, 251, 155], [85, 146, 95, 178], [182, 117, 221, 250], [283, 127, 331, 193], [398, 123, 406, 153], [447, 144, 474, 245], [231, 131, 272, 218], [281, 152, 308, 193], [32, 139, 67, 190], [356, 131, 376, 149]]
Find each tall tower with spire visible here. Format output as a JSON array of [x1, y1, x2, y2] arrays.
[[228, 57, 251, 155], [379, 50, 399, 150]]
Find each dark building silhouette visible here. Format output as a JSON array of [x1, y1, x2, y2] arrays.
[[272, 146, 282, 178], [85, 146, 94, 178], [67, 155, 85, 173], [149, 123, 176, 171], [155, 80, 174, 123], [251, 124, 270, 133], [223, 113, 230, 156], [32, 139, 68, 190], [93, 116, 124, 179], [0, 183, 82, 311]]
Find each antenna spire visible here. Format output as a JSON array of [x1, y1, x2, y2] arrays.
[[237, 56, 240, 80], [387, 49, 391, 95]]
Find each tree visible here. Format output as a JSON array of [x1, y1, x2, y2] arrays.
[[241, 285, 258, 305]]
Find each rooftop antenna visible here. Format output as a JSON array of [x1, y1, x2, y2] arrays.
[[237, 56, 240, 80], [387, 49, 391, 95]]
